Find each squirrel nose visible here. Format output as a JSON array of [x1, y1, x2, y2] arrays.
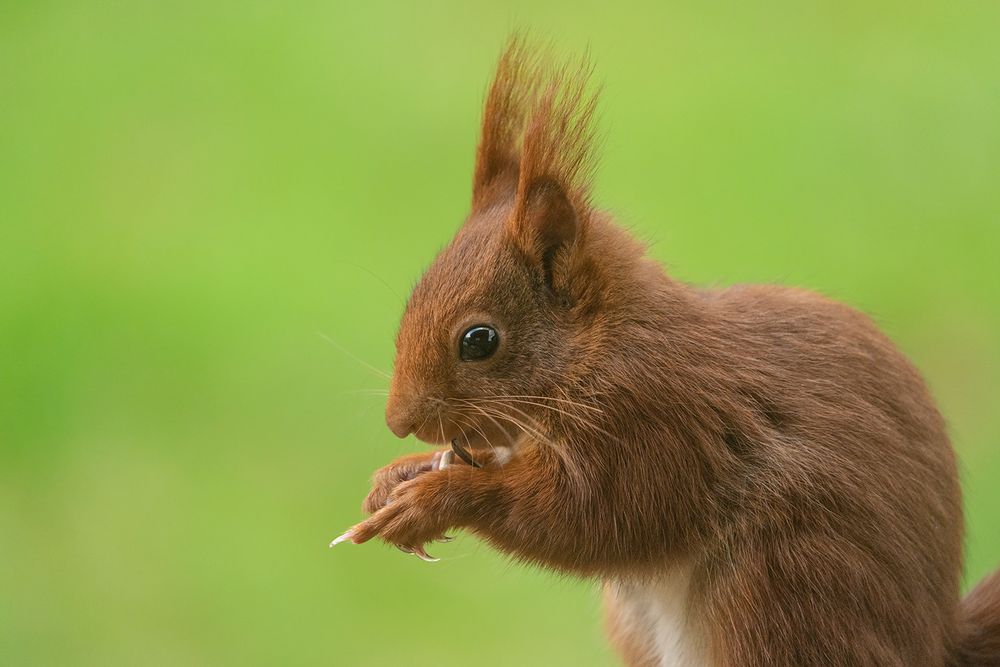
[[385, 397, 417, 439], [386, 413, 415, 439]]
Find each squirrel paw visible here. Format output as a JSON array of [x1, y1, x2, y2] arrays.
[[361, 444, 505, 515], [335, 474, 458, 559], [362, 449, 453, 514]]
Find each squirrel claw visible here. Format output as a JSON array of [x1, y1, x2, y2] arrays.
[[435, 535, 455, 543], [395, 544, 438, 561], [412, 545, 439, 562], [329, 529, 355, 547]]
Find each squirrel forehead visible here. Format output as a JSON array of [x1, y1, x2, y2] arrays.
[[392, 235, 502, 383], [397, 222, 531, 345]]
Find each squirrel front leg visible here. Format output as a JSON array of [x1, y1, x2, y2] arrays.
[[361, 445, 505, 514], [461, 443, 618, 573], [344, 443, 610, 572]]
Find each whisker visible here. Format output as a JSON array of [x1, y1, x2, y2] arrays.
[[475, 401, 598, 487], [469, 399, 550, 436], [465, 402, 558, 451], [474, 397, 609, 435], [454, 412, 503, 466], [332, 259, 406, 306], [488, 394, 605, 414], [412, 406, 434, 441], [318, 331, 391, 380], [451, 420, 471, 492], [452, 400, 522, 450]]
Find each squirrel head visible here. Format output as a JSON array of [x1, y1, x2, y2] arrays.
[[385, 39, 603, 450]]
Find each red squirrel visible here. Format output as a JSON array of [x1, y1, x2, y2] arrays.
[[332, 39, 1000, 666]]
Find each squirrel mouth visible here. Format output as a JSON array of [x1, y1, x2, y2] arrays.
[[445, 438, 515, 469], [413, 417, 520, 465]]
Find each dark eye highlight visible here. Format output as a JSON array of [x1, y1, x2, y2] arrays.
[[460, 326, 500, 361]]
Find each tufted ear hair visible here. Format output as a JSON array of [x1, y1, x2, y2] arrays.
[[472, 37, 535, 210], [472, 38, 599, 220], [506, 55, 598, 294]]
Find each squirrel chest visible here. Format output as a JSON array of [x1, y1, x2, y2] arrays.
[[608, 563, 710, 667]]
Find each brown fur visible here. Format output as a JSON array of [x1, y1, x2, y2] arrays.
[[959, 570, 1000, 666], [347, 38, 1000, 666]]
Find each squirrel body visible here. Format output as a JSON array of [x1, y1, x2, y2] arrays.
[[342, 39, 1000, 666]]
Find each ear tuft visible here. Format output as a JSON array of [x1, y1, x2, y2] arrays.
[[471, 37, 599, 294], [472, 36, 536, 209], [472, 37, 600, 223]]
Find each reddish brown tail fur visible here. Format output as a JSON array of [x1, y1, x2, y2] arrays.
[[956, 569, 1000, 666]]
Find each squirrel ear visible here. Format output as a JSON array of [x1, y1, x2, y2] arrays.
[[472, 39, 531, 209], [476, 37, 598, 291], [509, 176, 579, 290]]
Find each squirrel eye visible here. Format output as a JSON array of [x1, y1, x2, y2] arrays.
[[460, 326, 500, 361]]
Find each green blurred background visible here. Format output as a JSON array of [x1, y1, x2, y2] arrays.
[[2, 1, 999, 665]]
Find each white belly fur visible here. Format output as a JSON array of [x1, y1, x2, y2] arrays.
[[611, 563, 709, 667]]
